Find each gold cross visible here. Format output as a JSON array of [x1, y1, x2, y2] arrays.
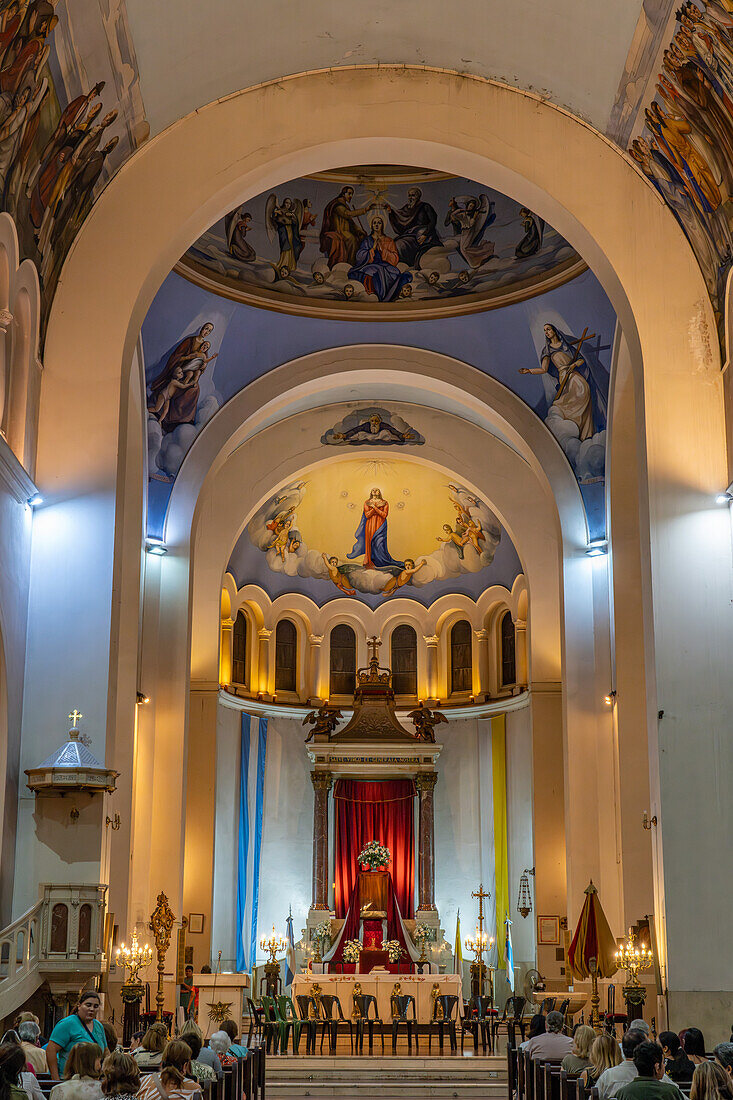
[[367, 636, 381, 663], [472, 883, 491, 920], [68, 709, 83, 728]]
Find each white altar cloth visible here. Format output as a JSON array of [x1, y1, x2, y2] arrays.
[[291, 972, 463, 1022]]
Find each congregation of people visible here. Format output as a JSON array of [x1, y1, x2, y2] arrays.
[[518, 1010, 733, 1100], [0, 993, 249, 1100]]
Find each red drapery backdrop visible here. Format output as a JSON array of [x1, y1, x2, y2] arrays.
[[334, 778, 415, 919]]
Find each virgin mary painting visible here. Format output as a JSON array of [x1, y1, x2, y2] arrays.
[[347, 216, 412, 302], [347, 487, 405, 570]]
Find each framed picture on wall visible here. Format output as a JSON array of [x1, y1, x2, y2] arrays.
[[188, 913, 205, 935], [538, 915, 560, 945]]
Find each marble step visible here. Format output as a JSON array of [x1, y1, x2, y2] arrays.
[[266, 1054, 507, 1097]]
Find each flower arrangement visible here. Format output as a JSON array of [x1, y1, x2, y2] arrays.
[[312, 920, 331, 947], [384, 940, 405, 963], [411, 923, 432, 946], [342, 939, 363, 963], [357, 840, 391, 870]]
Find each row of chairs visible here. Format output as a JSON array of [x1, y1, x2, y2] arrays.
[[248, 992, 510, 1055], [31, 1046, 266, 1100]]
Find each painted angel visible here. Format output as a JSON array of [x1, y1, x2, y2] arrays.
[[265, 193, 304, 278]]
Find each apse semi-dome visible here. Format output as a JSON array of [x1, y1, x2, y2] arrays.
[[177, 165, 585, 321]]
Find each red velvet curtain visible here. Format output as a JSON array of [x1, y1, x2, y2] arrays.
[[334, 778, 415, 918]]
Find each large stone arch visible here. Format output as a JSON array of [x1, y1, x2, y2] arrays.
[[22, 68, 733, 1016]]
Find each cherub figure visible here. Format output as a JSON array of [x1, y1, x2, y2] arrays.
[[407, 702, 448, 742], [461, 514, 485, 554], [265, 506, 296, 560], [437, 523, 468, 559], [303, 704, 343, 743], [147, 364, 189, 420], [382, 557, 427, 596], [322, 553, 356, 594]]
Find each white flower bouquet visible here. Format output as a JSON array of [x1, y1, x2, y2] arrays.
[[312, 920, 331, 948], [357, 840, 391, 870], [412, 923, 432, 945], [342, 939, 363, 963], [384, 939, 405, 963]]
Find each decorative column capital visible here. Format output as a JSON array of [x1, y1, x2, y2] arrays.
[[414, 771, 438, 793], [0, 308, 13, 332], [311, 770, 333, 792], [514, 618, 527, 630], [258, 627, 272, 640], [308, 634, 324, 646], [221, 617, 234, 629], [423, 634, 439, 647], [474, 628, 489, 641]]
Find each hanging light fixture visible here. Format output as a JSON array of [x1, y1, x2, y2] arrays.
[[517, 867, 535, 919]]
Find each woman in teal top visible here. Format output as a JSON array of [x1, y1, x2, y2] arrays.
[[47, 992, 106, 1080]]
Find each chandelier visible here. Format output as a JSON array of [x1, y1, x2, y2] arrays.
[[116, 930, 153, 985], [517, 867, 535, 919]]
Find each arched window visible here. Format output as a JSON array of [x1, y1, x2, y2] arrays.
[[450, 620, 472, 694], [78, 904, 92, 953], [329, 624, 356, 696], [501, 611, 516, 686], [391, 625, 417, 696], [232, 611, 247, 686], [275, 619, 297, 692], [50, 903, 68, 953]]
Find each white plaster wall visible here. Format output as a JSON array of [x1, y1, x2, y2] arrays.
[[0, 480, 33, 923]]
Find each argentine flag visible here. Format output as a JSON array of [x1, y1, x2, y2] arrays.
[[285, 908, 296, 987], [236, 714, 268, 973], [505, 916, 515, 992]]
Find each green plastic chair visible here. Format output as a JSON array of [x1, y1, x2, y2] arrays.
[[277, 995, 303, 1054], [261, 994, 292, 1053]]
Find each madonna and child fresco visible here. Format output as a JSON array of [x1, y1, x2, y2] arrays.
[[178, 165, 585, 314]]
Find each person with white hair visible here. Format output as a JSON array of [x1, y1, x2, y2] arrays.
[[206, 1033, 235, 1068], [17, 1021, 47, 1074]]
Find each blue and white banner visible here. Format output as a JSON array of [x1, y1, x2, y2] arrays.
[[505, 916, 515, 992], [236, 714, 268, 973]]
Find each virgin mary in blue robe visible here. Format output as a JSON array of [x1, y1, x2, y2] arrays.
[[348, 216, 412, 302]]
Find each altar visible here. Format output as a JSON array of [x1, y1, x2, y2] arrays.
[[291, 972, 463, 1023]]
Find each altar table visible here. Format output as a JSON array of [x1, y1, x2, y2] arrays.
[[291, 972, 463, 1022]]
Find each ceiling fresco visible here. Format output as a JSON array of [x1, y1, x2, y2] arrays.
[[142, 265, 617, 542], [227, 457, 523, 610], [176, 166, 586, 321]]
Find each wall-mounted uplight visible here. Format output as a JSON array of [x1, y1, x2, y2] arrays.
[[145, 536, 167, 556], [27, 492, 43, 508], [586, 538, 608, 557], [716, 492, 732, 505], [604, 689, 617, 706], [136, 691, 150, 705]]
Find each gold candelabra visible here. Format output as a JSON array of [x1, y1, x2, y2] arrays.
[[116, 930, 153, 985], [260, 926, 286, 964], [615, 928, 653, 986], [260, 926, 286, 999], [466, 882, 493, 999]]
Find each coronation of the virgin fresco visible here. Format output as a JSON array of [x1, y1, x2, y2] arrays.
[[227, 458, 523, 609], [177, 165, 585, 317]]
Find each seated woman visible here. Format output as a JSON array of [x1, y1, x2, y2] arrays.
[[206, 1035, 235, 1069], [691, 1062, 733, 1100], [580, 1034, 622, 1089], [135, 1042, 201, 1100], [660, 1031, 695, 1085], [683, 1029, 708, 1067], [562, 1025, 596, 1075], [131, 1026, 166, 1070], [1, 1030, 45, 1100], [216, 1023, 246, 1060], [49, 1043, 103, 1100], [519, 1015, 545, 1050], [0, 1044, 30, 1100], [100, 1052, 139, 1100], [347, 216, 412, 302], [175, 1036, 214, 1085], [178, 1024, 220, 1080]]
